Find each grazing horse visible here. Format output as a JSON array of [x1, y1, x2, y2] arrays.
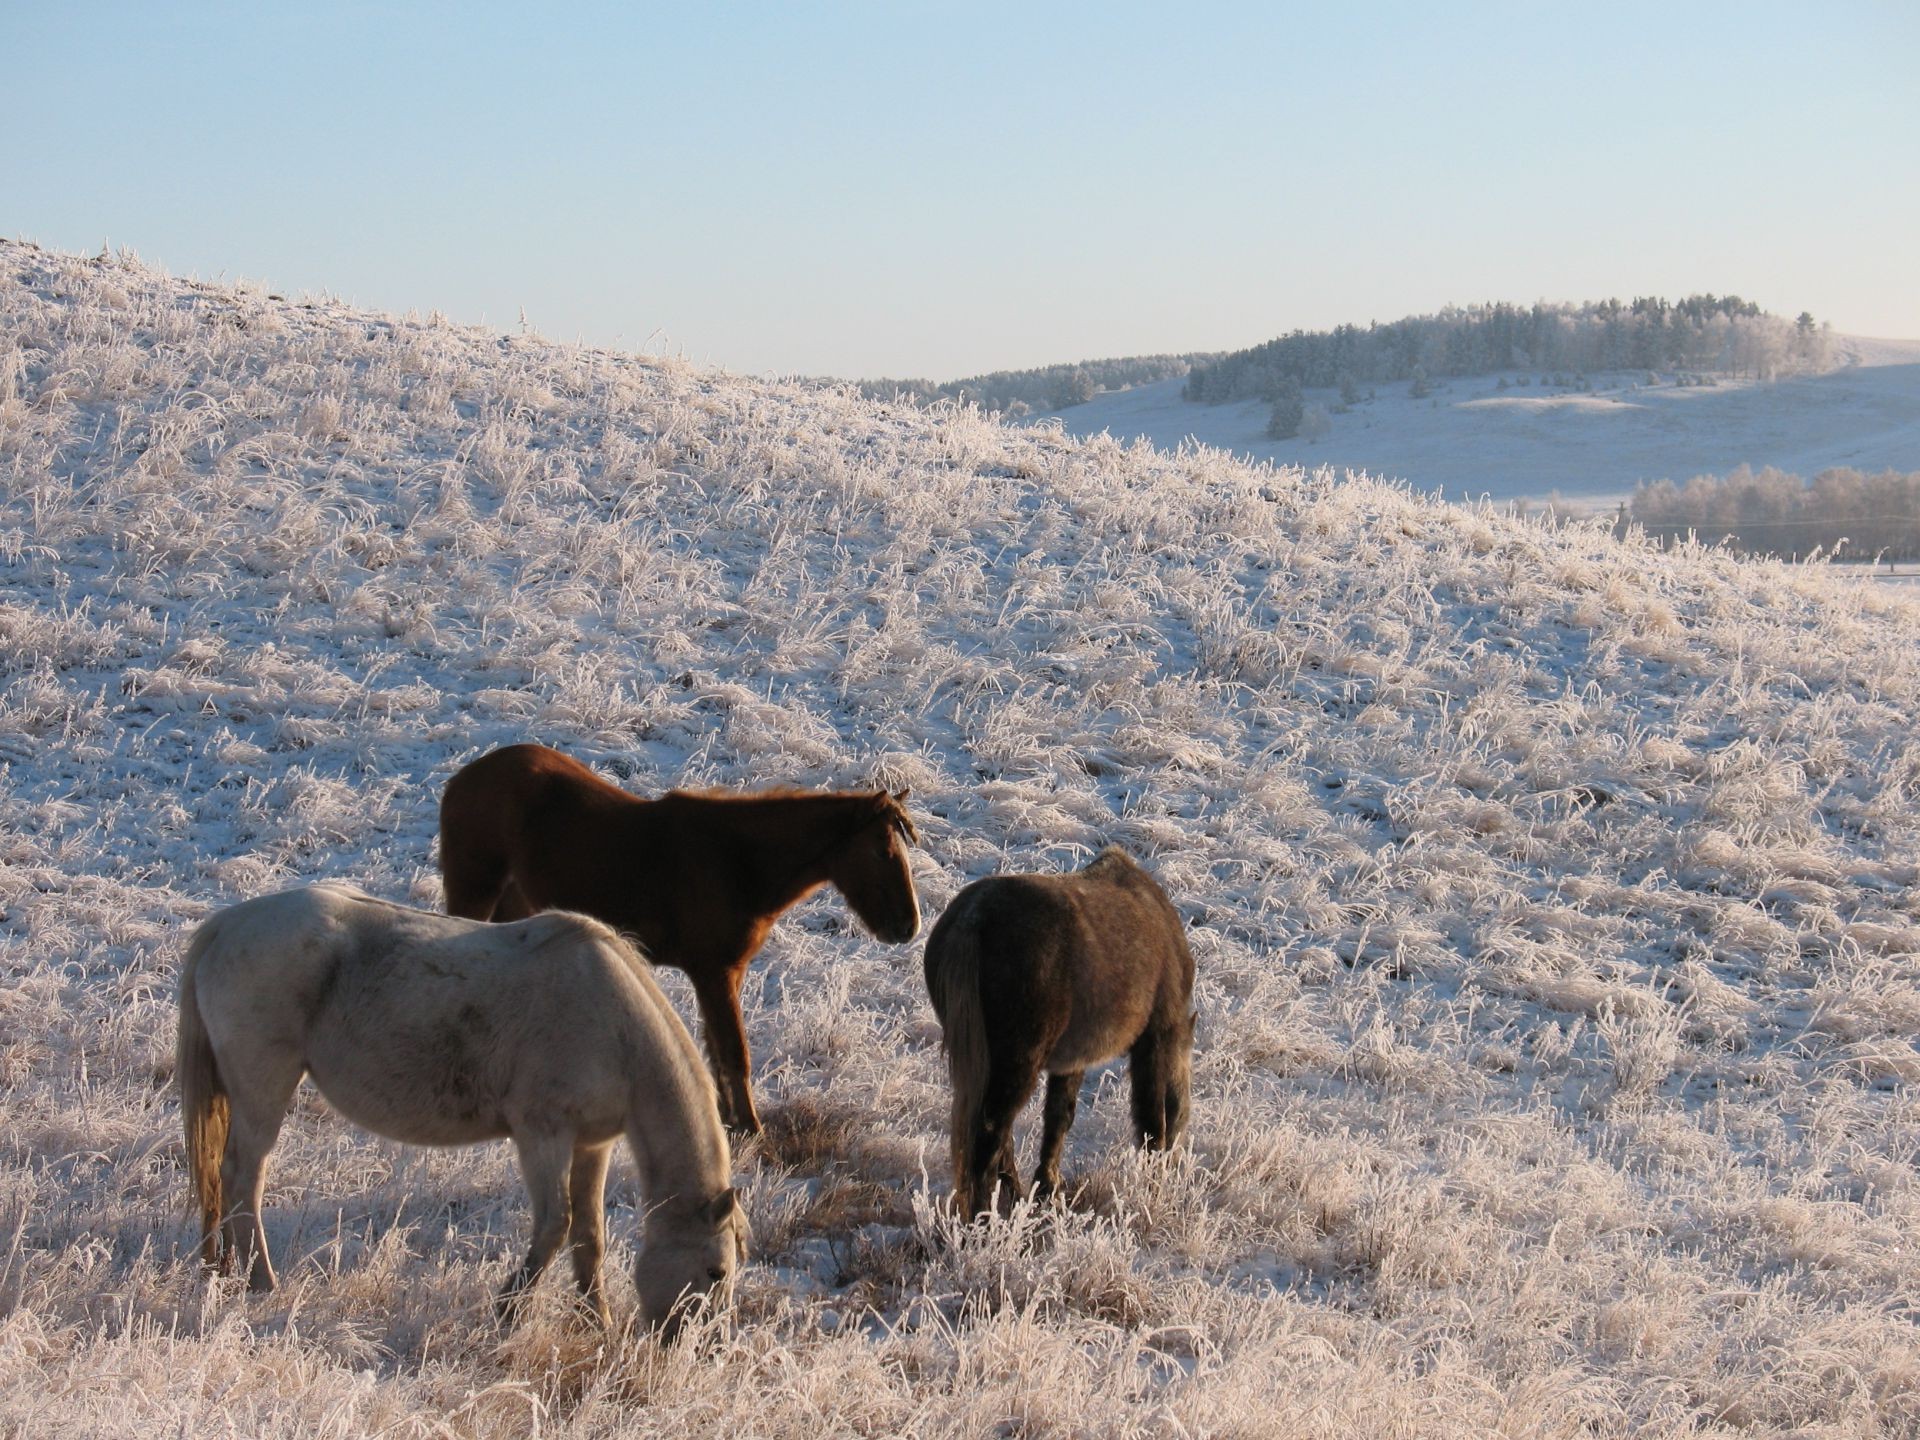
[[438, 743, 921, 1135], [924, 847, 1196, 1217], [177, 884, 746, 1334]]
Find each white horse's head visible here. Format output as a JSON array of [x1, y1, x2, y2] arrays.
[[636, 1187, 747, 1339]]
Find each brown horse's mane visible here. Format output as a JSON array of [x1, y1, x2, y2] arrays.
[[655, 786, 917, 842], [659, 785, 839, 803]]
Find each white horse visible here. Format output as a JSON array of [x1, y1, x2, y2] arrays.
[[176, 883, 746, 1333]]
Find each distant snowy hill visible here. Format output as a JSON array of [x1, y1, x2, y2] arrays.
[[3, 239, 1918, 1435], [1040, 337, 1920, 507]]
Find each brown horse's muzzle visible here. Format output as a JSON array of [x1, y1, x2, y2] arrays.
[[878, 903, 921, 944]]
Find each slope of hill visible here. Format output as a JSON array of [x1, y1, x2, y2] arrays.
[[1040, 341, 1920, 508], [2, 239, 1918, 1436]]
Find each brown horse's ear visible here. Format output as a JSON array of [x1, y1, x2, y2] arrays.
[[885, 789, 919, 844]]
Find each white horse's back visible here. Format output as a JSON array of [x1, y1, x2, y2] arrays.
[[178, 884, 741, 1327], [191, 884, 695, 1145]]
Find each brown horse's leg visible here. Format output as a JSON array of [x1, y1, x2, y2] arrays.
[[496, 1132, 574, 1326], [439, 825, 509, 920], [489, 877, 538, 923], [1032, 1069, 1085, 1201], [566, 1142, 615, 1326], [693, 969, 761, 1136]]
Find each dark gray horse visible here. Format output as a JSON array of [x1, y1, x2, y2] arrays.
[[923, 847, 1196, 1216]]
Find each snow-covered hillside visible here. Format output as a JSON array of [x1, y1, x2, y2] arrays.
[[1042, 341, 1920, 509], [3, 239, 1918, 1436]]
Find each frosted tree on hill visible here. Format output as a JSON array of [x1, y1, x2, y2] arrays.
[[1048, 367, 1096, 409], [1266, 375, 1304, 439], [1791, 311, 1831, 371]]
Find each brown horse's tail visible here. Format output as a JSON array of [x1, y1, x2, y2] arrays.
[[177, 920, 230, 1270], [924, 906, 989, 1207]]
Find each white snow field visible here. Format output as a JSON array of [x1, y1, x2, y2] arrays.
[[2, 239, 1919, 1437], [1041, 339, 1920, 509]]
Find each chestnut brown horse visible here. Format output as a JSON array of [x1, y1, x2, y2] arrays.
[[439, 743, 921, 1134], [923, 847, 1196, 1217]]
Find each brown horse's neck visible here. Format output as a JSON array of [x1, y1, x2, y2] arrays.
[[669, 790, 879, 915]]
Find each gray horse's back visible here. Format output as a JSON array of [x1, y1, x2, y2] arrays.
[[927, 847, 1190, 1073]]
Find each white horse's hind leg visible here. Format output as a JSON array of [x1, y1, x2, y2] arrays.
[[566, 1142, 615, 1326], [218, 1056, 304, 1292], [496, 1131, 575, 1325]]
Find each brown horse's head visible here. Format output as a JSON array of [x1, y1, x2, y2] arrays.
[[827, 788, 921, 943]]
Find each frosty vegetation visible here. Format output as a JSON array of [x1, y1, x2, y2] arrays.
[[1630, 464, 1920, 562], [1, 238, 1917, 1436], [1187, 297, 1833, 407]]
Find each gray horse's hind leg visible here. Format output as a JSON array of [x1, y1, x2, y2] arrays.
[[1158, 1010, 1195, 1150], [217, 1053, 304, 1291], [566, 1142, 615, 1326], [496, 1131, 575, 1326], [1032, 1070, 1085, 1201], [1162, 1056, 1192, 1150], [1128, 1030, 1176, 1150], [966, 1059, 1040, 1216]]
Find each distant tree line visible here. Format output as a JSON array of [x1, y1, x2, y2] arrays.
[[1185, 297, 1831, 406], [1626, 465, 1920, 561], [855, 353, 1218, 415]]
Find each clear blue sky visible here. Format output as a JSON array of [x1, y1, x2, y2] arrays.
[[5, 2, 1916, 379]]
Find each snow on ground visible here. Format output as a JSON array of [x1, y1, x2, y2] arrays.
[[1041, 339, 1920, 509], [2, 239, 1919, 1436]]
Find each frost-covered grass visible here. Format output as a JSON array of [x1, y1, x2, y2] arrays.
[[2, 238, 1918, 1436]]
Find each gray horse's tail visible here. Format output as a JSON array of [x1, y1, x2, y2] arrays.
[[925, 908, 989, 1204], [176, 920, 229, 1270]]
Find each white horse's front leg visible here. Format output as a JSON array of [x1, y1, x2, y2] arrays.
[[567, 1142, 615, 1326], [496, 1131, 575, 1326]]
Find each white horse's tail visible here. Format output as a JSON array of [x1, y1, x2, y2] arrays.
[[924, 907, 989, 1205], [176, 919, 229, 1270]]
